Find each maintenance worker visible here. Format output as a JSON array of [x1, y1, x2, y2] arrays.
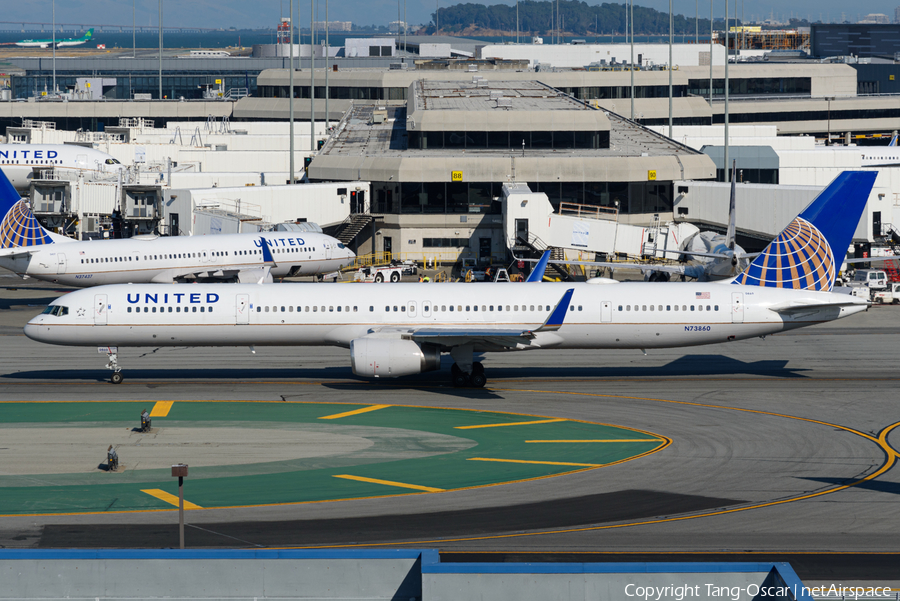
[[422, 275, 431, 282], [141, 408, 151, 432], [107, 445, 118, 472]]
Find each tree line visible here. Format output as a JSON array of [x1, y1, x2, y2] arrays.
[[425, 1, 734, 36]]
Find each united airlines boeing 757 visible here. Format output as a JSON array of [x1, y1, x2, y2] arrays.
[[0, 144, 125, 191], [0, 168, 355, 285], [25, 172, 877, 386]]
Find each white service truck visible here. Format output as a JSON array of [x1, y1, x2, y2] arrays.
[[873, 282, 900, 304]]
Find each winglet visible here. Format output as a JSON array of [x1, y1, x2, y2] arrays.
[[259, 237, 277, 266], [526, 250, 551, 283], [535, 288, 575, 332], [890, 132, 898, 147]]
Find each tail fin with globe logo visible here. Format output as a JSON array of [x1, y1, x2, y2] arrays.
[[732, 171, 877, 292]]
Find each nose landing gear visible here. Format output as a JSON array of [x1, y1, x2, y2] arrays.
[[101, 346, 124, 384]]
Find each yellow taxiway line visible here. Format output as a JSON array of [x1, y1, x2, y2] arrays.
[[333, 474, 444, 492], [455, 418, 566, 430], [149, 401, 174, 417], [468, 457, 601, 467], [319, 405, 391, 420], [141, 489, 202, 510], [526, 439, 663, 443]]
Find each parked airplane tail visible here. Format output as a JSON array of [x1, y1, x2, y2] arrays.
[[0, 168, 60, 250], [889, 132, 898, 147], [732, 171, 877, 292]]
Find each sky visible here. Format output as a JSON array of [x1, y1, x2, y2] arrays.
[[2, 0, 899, 31]]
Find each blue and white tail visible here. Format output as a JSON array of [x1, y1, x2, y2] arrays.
[[732, 171, 877, 292], [0, 167, 60, 251]]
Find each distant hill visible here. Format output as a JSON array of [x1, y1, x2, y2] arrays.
[[426, 1, 729, 36]]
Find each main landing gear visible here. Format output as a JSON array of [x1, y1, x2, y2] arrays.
[[102, 347, 124, 384], [451, 362, 486, 388]]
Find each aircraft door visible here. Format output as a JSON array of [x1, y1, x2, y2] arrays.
[[407, 301, 417, 317], [325, 243, 334, 260], [423, 301, 432, 318], [731, 292, 744, 324], [601, 301, 612, 323], [76, 154, 88, 169], [94, 294, 108, 325], [200, 250, 208, 264], [210, 249, 219, 264], [236, 294, 250, 325], [56, 253, 67, 275]]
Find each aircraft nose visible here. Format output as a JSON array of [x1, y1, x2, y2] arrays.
[[23, 321, 45, 342]]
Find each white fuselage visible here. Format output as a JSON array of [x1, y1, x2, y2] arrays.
[[24, 281, 868, 352], [0, 145, 125, 191], [1, 231, 355, 286]]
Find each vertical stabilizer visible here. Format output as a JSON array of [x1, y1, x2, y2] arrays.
[[733, 171, 877, 291], [0, 168, 56, 250]]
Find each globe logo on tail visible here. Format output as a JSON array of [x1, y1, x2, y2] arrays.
[[0, 200, 54, 249], [733, 217, 835, 291]]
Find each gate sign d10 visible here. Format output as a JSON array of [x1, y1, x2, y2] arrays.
[[648, 170, 657, 181], [451, 171, 463, 182]]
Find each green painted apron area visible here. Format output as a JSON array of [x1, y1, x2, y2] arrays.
[[0, 401, 668, 516]]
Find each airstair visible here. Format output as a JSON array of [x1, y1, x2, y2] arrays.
[[329, 214, 374, 246]]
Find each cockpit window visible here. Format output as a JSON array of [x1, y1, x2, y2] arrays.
[[337, 243, 345, 249], [105, 158, 121, 165], [41, 305, 68, 317]]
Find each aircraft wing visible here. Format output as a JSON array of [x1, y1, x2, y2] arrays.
[[368, 289, 575, 349], [148, 265, 272, 284], [844, 257, 897, 264], [769, 301, 867, 319], [0, 248, 38, 259], [517, 257, 688, 276]]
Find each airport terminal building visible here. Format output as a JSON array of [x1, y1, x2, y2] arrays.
[[308, 78, 715, 259]]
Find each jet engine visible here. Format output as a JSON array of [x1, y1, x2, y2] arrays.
[[350, 338, 441, 378]]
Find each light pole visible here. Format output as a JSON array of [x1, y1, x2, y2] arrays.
[[310, 0, 315, 151], [709, 0, 713, 112], [52, 0, 55, 94], [158, 0, 163, 100], [629, 0, 634, 120], [724, 0, 729, 182], [289, 2, 294, 184], [668, 0, 673, 138], [325, 0, 329, 130], [171, 463, 188, 549]]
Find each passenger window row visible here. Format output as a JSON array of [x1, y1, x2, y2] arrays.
[[127, 306, 213, 313], [256, 306, 358, 313], [617, 304, 718, 312]]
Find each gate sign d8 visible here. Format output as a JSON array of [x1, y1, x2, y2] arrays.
[[451, 171, 463, 182]]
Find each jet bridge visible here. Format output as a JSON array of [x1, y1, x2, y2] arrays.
[[501, 182, 695, 262]]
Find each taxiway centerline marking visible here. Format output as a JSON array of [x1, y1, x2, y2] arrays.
[[140, 489, 202, 510], [525, 439, 663, 443], [149, 401, 174, 417], [468, 457, 601, 467], [318, 404, 390, 420], [455, 418, 566, 430], [333, 474, 444, 492]]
